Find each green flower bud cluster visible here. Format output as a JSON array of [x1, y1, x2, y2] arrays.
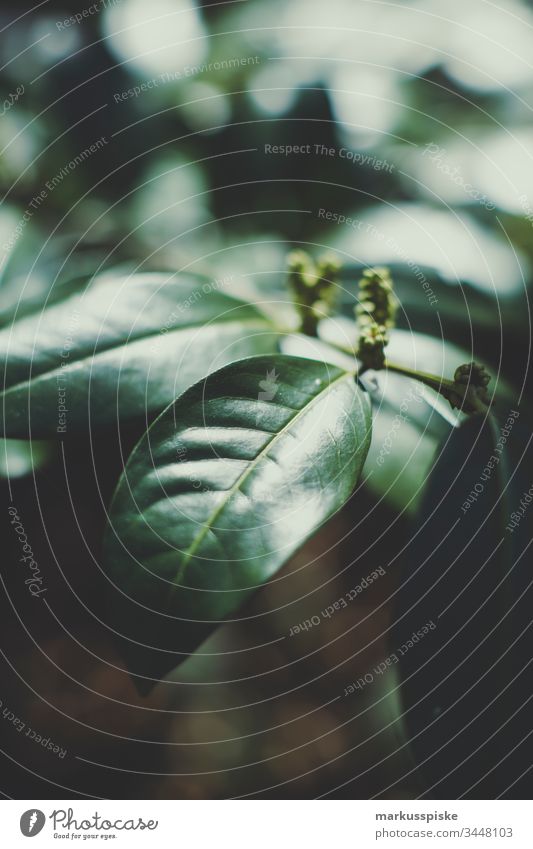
[[448, 362, 492, 413], [356, 267, 396, 329], [355, 267, 396, 370], [288, 250, 341, 336], [356, 322, 389, 370]]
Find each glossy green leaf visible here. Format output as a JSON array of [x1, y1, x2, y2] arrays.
[[393, 411, 533, 796], [320, 316, 520, 514], [0, 272, 279, 437], [103, 354, 371, 692]]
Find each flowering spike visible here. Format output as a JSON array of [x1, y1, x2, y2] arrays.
[[287, 250, 341, 336], [355, 266, 395, 370]]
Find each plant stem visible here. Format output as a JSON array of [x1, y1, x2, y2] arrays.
[[384, 360, 455, 393], [384, 359, 490, 414]]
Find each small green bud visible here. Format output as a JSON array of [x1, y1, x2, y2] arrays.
[[316, 253, 342, 283], [448, 362, 492, 413], [287, 250, 316, 291], [287, 250, 341, 335], [454, 362, 491, 388], [356, 323, 388, 370], [356, 266, 396, 329]]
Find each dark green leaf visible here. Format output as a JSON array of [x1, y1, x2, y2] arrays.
[[103, 354, 371, 693], [393, 411, 533, 797], [0, 272, 279, 437]]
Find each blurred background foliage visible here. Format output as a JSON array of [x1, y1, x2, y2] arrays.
[[0, 0, 531, 799]]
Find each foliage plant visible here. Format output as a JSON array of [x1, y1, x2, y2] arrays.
[[0, 254, 499, 693]]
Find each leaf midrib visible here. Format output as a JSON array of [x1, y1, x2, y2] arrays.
[[172, 368, 356, 591]]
